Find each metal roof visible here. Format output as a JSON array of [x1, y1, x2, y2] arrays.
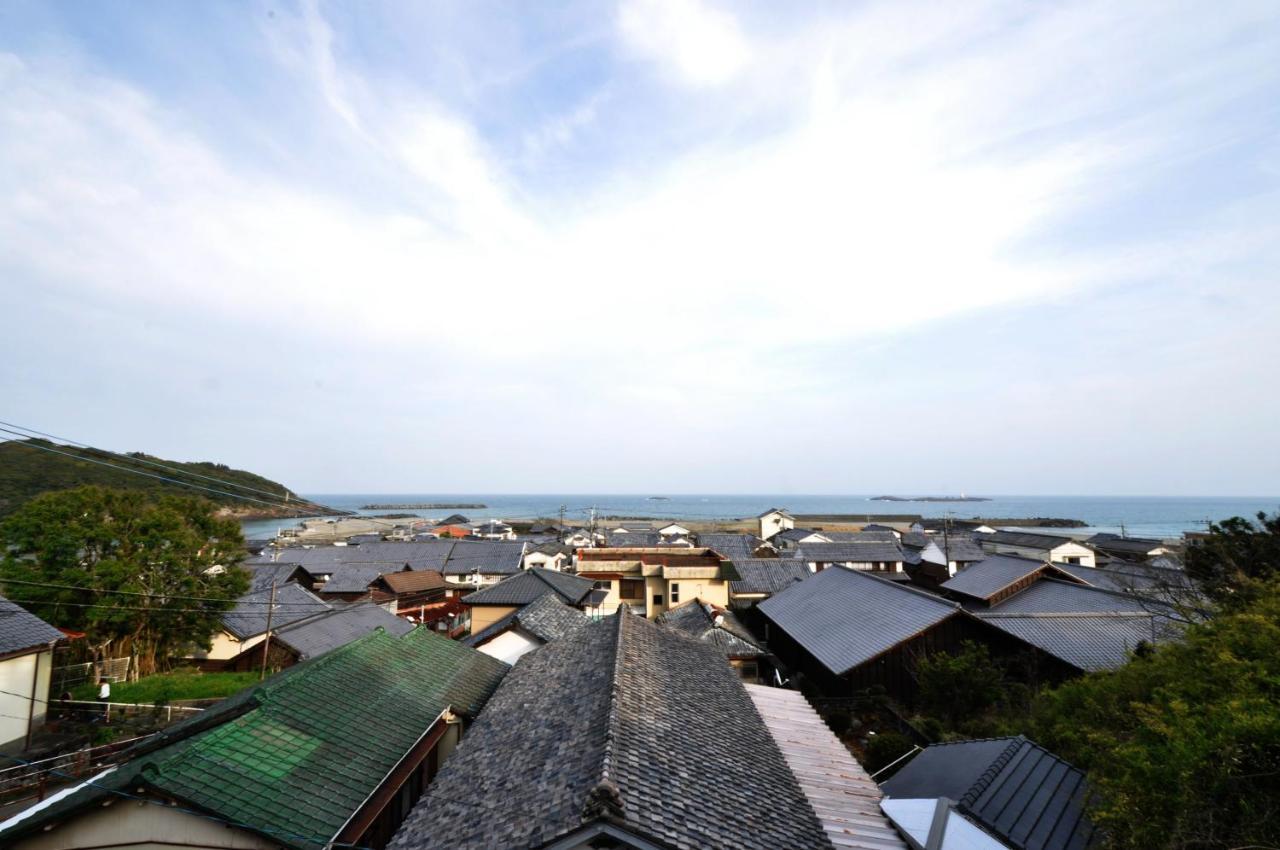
[[0, 595, 64, 655], [940, 555, 1054, 601], [222, 582, 331, 639], [461, 567, 594, 606], [988, 578, 1160, 614], [729, 558, 812, 595], [881, 737, 1097, 850], [272, 603, 416, 660], [796, 541, 905, 563], [976, 612, 1179, 672], [984, 530, 1078, 550], [759, 567, 960, 676]]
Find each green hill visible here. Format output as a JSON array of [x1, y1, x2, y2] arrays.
[[0, 438, 322, 519]]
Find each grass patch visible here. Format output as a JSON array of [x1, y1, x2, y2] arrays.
[[71, 669, 260, 704]]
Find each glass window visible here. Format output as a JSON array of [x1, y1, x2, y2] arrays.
[[621, 579, 644, 600], [652, 594, 664, 607], [670, 583, 680, 604]]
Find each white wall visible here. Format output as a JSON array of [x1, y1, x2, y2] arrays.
[[476, 628, 543, 665], [0, 648, 53, 749]]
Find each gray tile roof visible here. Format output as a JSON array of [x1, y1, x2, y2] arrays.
[[990, 578, 1161, 614], [940, 554, 1054, 601], [249, 541, 457, 571], [604, 529, 662, 547], [463, 594, 589, 649], [461, 568, 594, 606], [389, 610, 833, 850], [931, 534, 987, 562], [1084, 533, 1166, 557], [272, 602, 416, 660], [697, 532, 766, 559], [222, 582, 331, 639], [796, 541, 904, 563], [1052, 562, 1196, 598], [976, 612, 1178, 672], [437, 540, 526, 576], [775, 527, 825, 543], [881, 736, 1097, 850], [244, 562, 315, 593], [827, 529, 899, 543], [317, 564, 388, 593], [0, 595, 64, 655], [655, 601, 765, 658], [746, 684, 907, 850], [728, 558, 811, 595], [985, 530, 1076, 549], [759, 567, 960, 676]]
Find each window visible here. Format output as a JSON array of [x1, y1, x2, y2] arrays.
[[737, 661, 759, 681], [652, 594, 664, 607], [1065, 556, 1082, 565], [670, 583, 680, 604], [620, 579, 644, 600]]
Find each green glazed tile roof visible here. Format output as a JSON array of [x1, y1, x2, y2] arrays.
[[1, 627, 509, 849]]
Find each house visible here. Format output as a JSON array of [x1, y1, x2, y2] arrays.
[[655, 600, 769, 681], [244, 561, 318, 593], [772, 527, 830, 551], [471, 519, 515, 540], [387, 608, 903, 850], [795, 540, 907, 579], [562, 527, 599, 548], [608, 522, 655, 534], [368, 569, 447, 614], [224, 602, 416, 672], [521, 541, 573, 571], [939, 555, 1085, 608], [758, 567, 992, 699], [697, 532, 776, 559], [727, 558, 811, 607], [461, 568, 599, 633], [463, 593, 590, 664], [0, 629, 509, 850], [437, 540, 528, 592], [860, 523, 902, 538], [0, 596, 64, 751], [575, 547, 736, 618], [879, 737, 1097, 850], [315, 563, 399, 602], [430, 522, 471, 539], [980, 530, 1096, 567], [933, 533, 988, 573], [190, 582, 332, 670], [756, 507, 795, 540], [657, 522, 691, 539], [436, 513, 470, 526], [1085, 532, 1171, 563]]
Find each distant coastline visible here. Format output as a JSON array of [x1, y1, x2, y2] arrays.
[[359, 502, 487, 510], [871, 495, 992, 502]]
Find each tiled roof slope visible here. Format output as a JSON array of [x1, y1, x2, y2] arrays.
[[379, 569, 446, 593], [222, 582, 331, 639], [881, 737, 1097, 850], [390, 610, 833, 850], [272, 602, 416, 660], [984, 530, 1075, 549], [697, 532, 766, 558], [759, 567, 960, 676], [746, 684, 907, 850], [931, 534, 987, 562], [729, 558, 811, 594], [438, 540, 526, 576], [977, 612, 1178, 671], [0, 629, 509, 849], [655, 600, 765, 658], [797, 541, 905, 563], [0, 594, 64, 654], [988, 578, 1161, 614], [461, 567, 594, 606], [245, 562, 314, 593], [940, 554, 1057, 601], [462, 593, 590, 648]]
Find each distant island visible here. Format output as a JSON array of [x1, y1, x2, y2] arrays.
[[359, 502, 487, 510], [871, 495, 992, 502], [647, 496, 670, 501]]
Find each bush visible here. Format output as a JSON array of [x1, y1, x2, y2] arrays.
[[824, 709, 853, 736], [864, 731, 914, 776]]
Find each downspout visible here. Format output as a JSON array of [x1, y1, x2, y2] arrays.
[[25, 641, 55, 750]]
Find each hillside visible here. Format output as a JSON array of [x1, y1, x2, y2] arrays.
[[0, 438, 323, 519]]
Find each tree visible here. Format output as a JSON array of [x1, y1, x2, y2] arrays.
[[1027, 584, 1280, 850], [915, 640, 1008, 731], [0, 486, 249, 677], [1185, 508, 1280, 609]]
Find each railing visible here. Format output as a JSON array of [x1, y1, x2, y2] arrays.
[[0, 735, 153, 807], [50, 657, 131, 694], [54, 700, 205, 724]]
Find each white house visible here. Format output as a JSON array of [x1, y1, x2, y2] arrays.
[[562, 528, 599, 548], [523, 543, 572, 571], [980, 530, 1097, 567], [472, 520, 515, 540], [0, 597, 63, 751], [756, 508, 795, 541], [657, 523, 691, 539]]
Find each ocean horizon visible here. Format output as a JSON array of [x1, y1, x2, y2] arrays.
[[240, 493, 1280, 541]]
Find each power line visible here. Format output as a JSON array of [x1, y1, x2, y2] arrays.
[[0, 577, 335, 607]]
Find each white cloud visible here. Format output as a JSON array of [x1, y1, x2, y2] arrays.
[[617, 0, 749, 87]]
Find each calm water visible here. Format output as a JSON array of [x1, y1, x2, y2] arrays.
[[240, 494, 1280, 541]]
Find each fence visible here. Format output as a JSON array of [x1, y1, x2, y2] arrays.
[[50, 657, 131, 694], [0, 735, 152, 808], [53, 700, 205, 725]]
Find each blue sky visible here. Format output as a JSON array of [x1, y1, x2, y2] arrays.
[[1, 0, 1278, 495]]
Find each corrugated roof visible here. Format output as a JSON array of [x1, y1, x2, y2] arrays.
[[461, 568, 594, 606], [989, 578, 1160, 614], [2, 629, 509, 850], [729, 558, 811, 595], [437, 540, 526, 576], [390, 611, 833, 850], [759, 568, 960, 676], [272, 603, 416, 660], [746, 684, 907, 850], [797, 541, 905, 563], [940, 554, 1054, 601], [0, 595, 64, 655], [881, 737, 1097, 850], [985, 530, 1077, 550], [977, 612, 1179, 672]]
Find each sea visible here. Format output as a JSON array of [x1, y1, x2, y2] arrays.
[[239, 494, 1280, 542]]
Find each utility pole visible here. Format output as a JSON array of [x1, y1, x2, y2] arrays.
[[942, 511, 953, 574], [259, 581, 277, 681], [559, 504, 567, 539]]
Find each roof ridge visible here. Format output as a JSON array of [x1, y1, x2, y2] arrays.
[[959, 736, 1027, 810], [978, 610, 1156, 619], [847, 567, 959, 608], [586, 611, 628, 824]]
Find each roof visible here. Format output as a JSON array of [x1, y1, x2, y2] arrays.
[[827, 530, 899, 544], [1084, 533, 1166, 557], [461, 568, 594, 606], [462, 593, 589, 648], [270, 602, 416, 660], [222, 582, 331, 639], [745, 684, 907, 850], [2, 629, 509, 850], [976, 612, 1177, 672], [245, 562, 315, 593], [377, 569, 446, 594], [729, 558, 812, 595], [759, 568, 960, 676], [604, 529, 662, 547], [988, 578, 1162, 614], [250, 541, 457, 572], [940, 555, 1058, 602], [655, 600, 766, 658], [698, 532, 767, 559], [437, 540, 526, 576], [932, 534, 987, 562], [390, 610, 833, 850], [436, 514, 469, 526], [881, 737, 1096, 850], [756, 507, 793, 518], [985, 530, 1079, 550], [775, 527, 827, 543], [0, 595, 64, 655], [1051, 562, 1195, 598], [796, 541, 905, 563], [317, 563, 389, 593]]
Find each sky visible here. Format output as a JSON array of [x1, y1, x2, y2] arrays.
[[1, 0, 1278, 496]]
